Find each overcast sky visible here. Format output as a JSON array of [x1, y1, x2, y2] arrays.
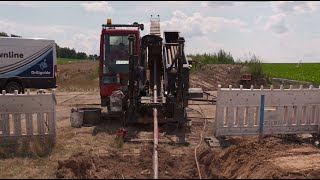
[[1, 1, 320, 63]]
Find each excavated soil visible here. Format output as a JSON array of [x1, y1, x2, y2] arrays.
[[190, 64, 270, 91], [56, 144, 197, 179], [55, 135, 320, 179], [190, 64, 243, 91], [198, 136, 320, 179]]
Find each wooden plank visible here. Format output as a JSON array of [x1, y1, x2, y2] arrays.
[[13, 113, 21, 136], [26, 113, 33, 135], [37, 113, 45, 135]]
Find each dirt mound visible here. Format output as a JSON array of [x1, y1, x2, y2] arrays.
[[56, 144, 198, 179], [197, 136, 320, 179], [56, 152, 94, 179], [190, 64, 270, 91], [190, 64, 243, 91]]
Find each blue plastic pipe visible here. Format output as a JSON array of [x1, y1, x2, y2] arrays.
[[259, 95, 265, 135]]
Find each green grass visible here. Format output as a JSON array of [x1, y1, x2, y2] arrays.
[[57, 58, 82, 64], [262, 63, 320, 83]]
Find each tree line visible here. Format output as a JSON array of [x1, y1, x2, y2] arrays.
[[0, 31, 99, 60], [0, 32, 21, 37], [55, 44, 99, 60]]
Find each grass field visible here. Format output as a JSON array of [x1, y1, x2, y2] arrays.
[[262, 63, 320, 83], [56, 60, 99, 91], [57, 58, 82, 64]]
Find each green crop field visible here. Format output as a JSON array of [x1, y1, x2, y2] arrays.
[[262, 63, 320, 83]]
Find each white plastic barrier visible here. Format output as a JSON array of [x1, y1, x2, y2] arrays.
[[215, 85, 320, 137], [0, 90, 56, 143]]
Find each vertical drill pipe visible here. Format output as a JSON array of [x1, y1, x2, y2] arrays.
[[153, 54, 159, 179], [153, 97, 158, 179]]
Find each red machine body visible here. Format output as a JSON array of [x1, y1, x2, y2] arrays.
[[99, 21, 143, 107]]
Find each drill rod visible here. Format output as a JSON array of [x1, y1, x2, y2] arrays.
[[153, 56, 159, 179]]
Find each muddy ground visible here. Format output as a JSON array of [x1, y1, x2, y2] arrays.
[[0, 61, 319, 179]]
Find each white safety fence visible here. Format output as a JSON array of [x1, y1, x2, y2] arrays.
[[215, 85, 320, 137], [0, 90, 56, 144]]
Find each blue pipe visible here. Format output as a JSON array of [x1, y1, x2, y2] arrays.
[[260, 95, 265, 134]]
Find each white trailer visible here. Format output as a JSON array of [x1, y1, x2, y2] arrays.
[[0, 37, 57, 93]]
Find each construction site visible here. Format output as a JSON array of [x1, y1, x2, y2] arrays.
[[0, 15, 320, 179]]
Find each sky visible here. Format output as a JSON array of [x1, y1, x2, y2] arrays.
[[0, 1, 320, 63]]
